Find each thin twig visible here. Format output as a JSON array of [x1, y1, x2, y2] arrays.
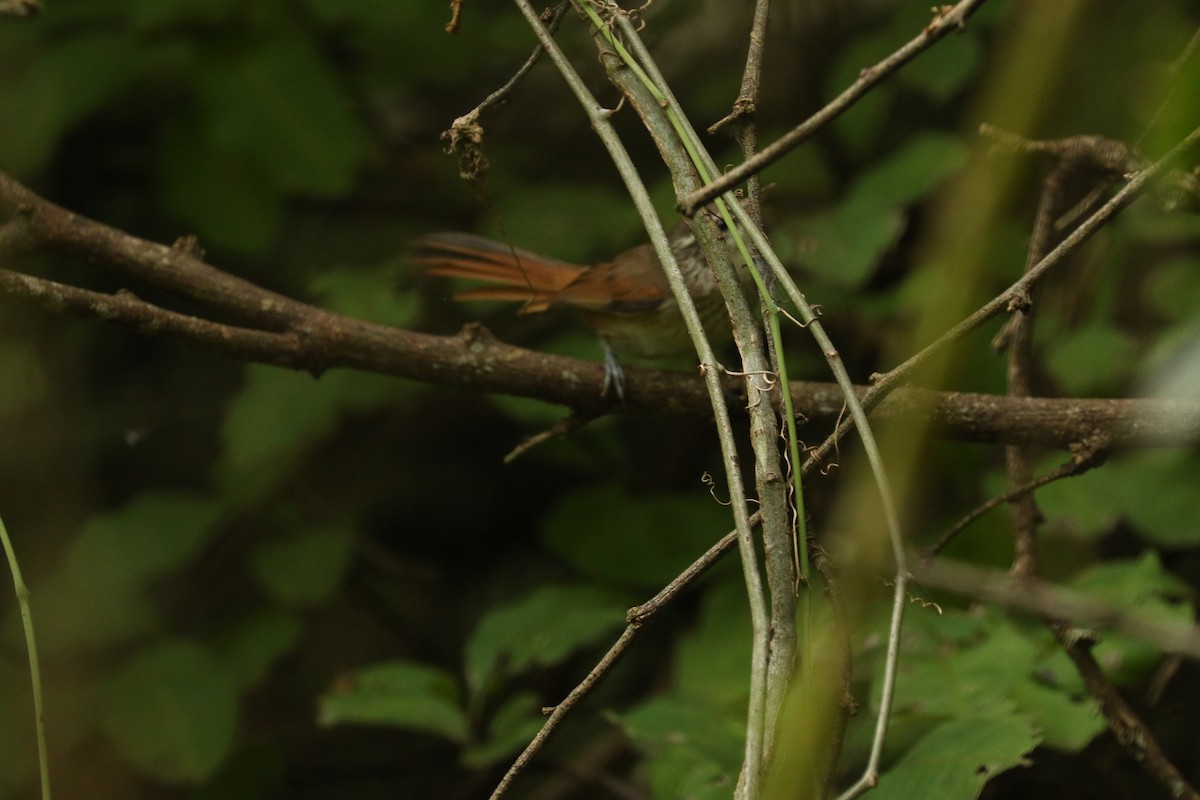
[[703, 2, 822, 770], [709, 0, 771, 140], [1051, 624, 1200, 800], [494, 2, 767, 795], [1003, 136, 1062, 579], [480, 3, 569, 114], [581, 8, 780, 793], [493, 626, 640, 799], [679, 0, 990, 215], [721, 195, 912, 800], [923, 434, 1110, 558], [442, 2, 570, 184], [804, 123, 1200, 475], [1135, 26, 1200, 150], [445, 0, 464, 33], [878, 125, 1199, 386], [503, 413, 594, 463], [601, 11, 799, 784], [493, 520, 750, 799], [0, 0, 40, 17], [0, 267, 305, 363], [996, 121, 1200, 800]]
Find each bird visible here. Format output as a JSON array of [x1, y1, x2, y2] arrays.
[[411, 218, 749, 400]]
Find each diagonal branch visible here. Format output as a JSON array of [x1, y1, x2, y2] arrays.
[[679, 0, 990, 215], [802, 123, 1200, 474]]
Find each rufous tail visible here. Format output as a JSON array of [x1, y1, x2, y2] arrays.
[[410, 232, 585, 313]]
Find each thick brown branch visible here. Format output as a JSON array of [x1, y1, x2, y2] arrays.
[[0, 172, 308, 330], [0, 268, 308, 365], [5, 260, 1198, 447], [2, 170, 1199, 447]]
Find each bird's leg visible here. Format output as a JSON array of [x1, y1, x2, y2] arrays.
[[600, 339, 626, 402]]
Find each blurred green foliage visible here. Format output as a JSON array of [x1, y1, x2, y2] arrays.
[[871, 714, 1040, 800], [99, 639, 239, 783], [0, 0, 1198, 798]]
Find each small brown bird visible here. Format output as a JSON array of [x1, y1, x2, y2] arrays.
[[411, 220, 746, 399]]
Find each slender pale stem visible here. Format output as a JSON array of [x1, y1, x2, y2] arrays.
[[0, 513, 51, 800], [606, 10, 803, 770], [497, 2, 771, 796]]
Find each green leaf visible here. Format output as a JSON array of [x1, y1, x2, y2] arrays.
[[460, 692, 544, 768], [889, 613, 1036, 719], [0, 340, 48, 416], [317, 660, 467, 742], [215, 608, 303, 688], [898, 29, 982, 101], [946, 623, 1039, 697], [617, 696, 745, 763], [248, 525, 355, 607], [1008, 681, 1102, 751], [157, 117, 283, 254], [673, 577, 752, 707], [0, 33, 140, 175], [1142, 256, 1200, 321], [758, 142, 835, 198], [27, 493, 225, 652], [541, 486, 730, 588], [1043, 324, 1138, 395], [872, 714, 1039, 800], [827, 35, 898, 157], [878, 607, 1101, 756], [1062, 553, 1193, 683], [308, 260, 421, 326], [614, 696, 743, 799], [1028, 456, 1124, 540], [831, 86, 896, 157], [100, 640, 239, 784], [463, 585, 624, 697], [30, 578, 157, 654], [195, 36, 367, 196], [799, 134, 967, 287], [849, 134, 968, 209], [1069, 551, 1189, 599], [644, 747, 736, 800], [217, 365, 401, 501], [799, 203, 905, 288], [128, 0, 239, 29], [65, 492, 225, 584], [1107, 452, 1200, 546]]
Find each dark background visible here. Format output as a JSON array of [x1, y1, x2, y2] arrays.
[[1, 1, 1199, 798]]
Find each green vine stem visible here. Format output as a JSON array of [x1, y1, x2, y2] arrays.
[[502, 1, 772, 796], [584, 5, 910, 793], [0, 513, 51, 800]]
